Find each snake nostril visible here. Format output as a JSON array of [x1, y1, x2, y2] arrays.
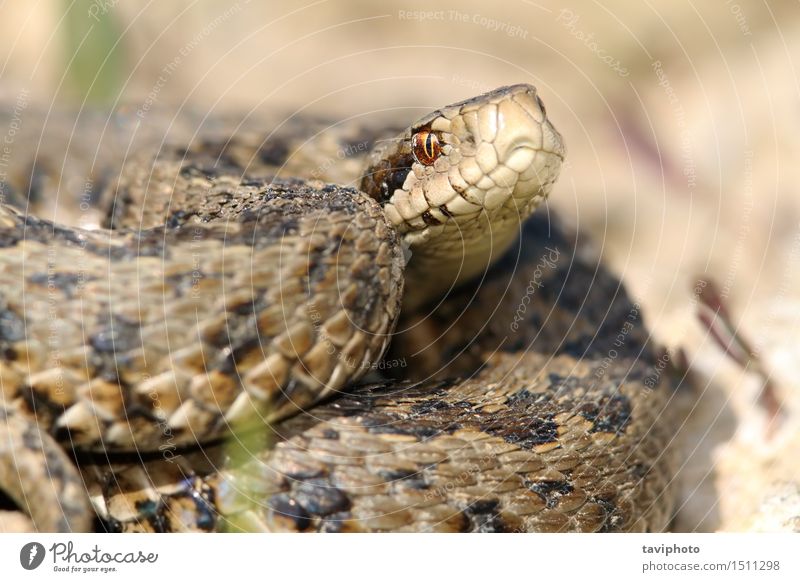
[[536, 95, 547, 117]]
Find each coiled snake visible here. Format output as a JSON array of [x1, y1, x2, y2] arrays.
[[0, 85, 679, 532]]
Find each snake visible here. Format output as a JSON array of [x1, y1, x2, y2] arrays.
[[0, 84, 681, 532]]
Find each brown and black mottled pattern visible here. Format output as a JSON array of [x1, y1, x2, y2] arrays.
[[88, 216, 680, 533], [0, 406, 92, 531], [1, 100, 682, 533], [386, 213, 655, 379], [103, 117, 396, 231], [0, 176, 404, 457], [359, 148, 415, 205]]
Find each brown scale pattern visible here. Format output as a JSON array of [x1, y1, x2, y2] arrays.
[[0, 406, 92, 532], [0, 176, 403, 474], [0, 112, 402, 532], [88, 216, 681, 533], [0, 96, 682, 533]]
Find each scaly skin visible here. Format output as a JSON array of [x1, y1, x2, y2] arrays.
[[86, 215, 680, 533], [0, 85, 679, 532]]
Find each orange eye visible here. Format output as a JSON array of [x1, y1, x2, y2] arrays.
[[411, 130, 441, 166]]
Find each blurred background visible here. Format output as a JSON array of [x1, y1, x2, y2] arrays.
[[1, 0, 798, 531]]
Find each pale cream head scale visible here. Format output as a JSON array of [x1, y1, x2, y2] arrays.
[[360, 84, 566, 308]]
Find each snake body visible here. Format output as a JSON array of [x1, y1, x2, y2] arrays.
[[0, 85, 679, 532]]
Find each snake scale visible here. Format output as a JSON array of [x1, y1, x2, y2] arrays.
[[0, 85, 680, 532]]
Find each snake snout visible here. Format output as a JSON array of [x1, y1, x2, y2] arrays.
[[491, 86, 564, 164], [466, 87, 564, 212]]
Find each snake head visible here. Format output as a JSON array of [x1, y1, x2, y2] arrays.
[[360, 84, 565, 306]]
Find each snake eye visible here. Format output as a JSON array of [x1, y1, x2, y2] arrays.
[[411, 130, 441, 166]]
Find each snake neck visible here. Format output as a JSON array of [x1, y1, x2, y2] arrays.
[[399, 184, 551, 310], [400, 225, 521, 311]]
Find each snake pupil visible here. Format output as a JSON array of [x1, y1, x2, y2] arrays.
[[412, 130, 441, 165]]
